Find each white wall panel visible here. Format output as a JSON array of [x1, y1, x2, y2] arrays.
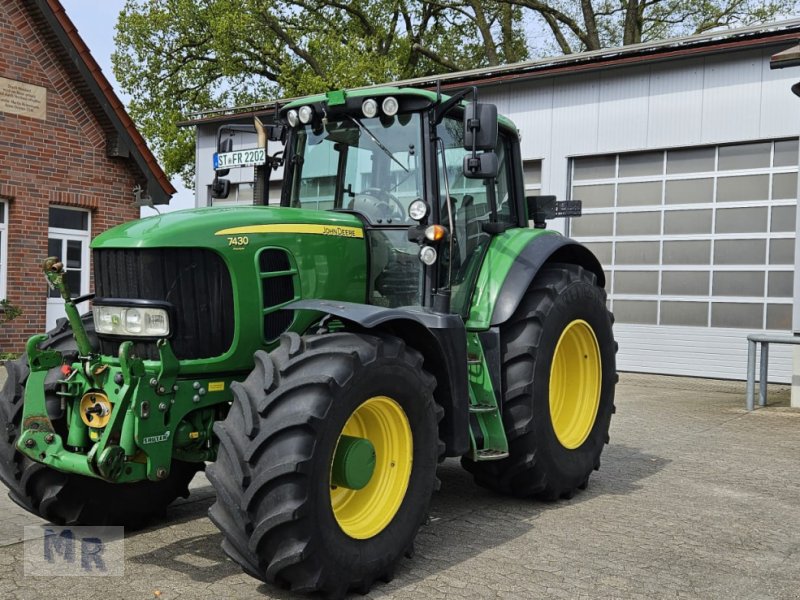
[[548, 74, 601, 212], [701, 51, 762, 143], [597, 66, 651, 152], [616, 324, 793, 382], [758, 47, 800, 139], [647, 61, 705, 148], [482, 80, 555, 180]]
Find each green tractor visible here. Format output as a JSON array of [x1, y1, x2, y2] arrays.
[[0, 86, 615, 596]]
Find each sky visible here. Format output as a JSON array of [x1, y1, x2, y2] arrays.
[[60, 0, 195, 214]]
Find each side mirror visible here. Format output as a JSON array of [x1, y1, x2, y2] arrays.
[[267, 124, 286, 143], [211, 177, 231, 199], [463, 152, 498, 179], [463, 103, 498, 151], [216, 137, 233, 177]]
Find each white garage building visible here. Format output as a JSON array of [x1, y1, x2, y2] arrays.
[[187, 19, 800, 384]]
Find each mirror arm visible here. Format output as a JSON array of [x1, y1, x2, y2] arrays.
[[432, 86, 478, 125]]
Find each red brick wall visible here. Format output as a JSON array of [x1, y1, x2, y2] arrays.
[[0, 1, 142, 352]]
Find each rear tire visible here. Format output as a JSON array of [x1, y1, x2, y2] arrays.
[[462, 263, 616, 499], [0, 317, 201, 529], [208, 332, 441, 598]]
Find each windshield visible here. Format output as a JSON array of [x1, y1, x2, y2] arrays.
[[288, 113, 423, 225]]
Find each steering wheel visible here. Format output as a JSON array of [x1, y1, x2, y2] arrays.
[[349, 188, 406, 222]]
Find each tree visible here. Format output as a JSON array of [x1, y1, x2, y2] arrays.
[[113, 0, 796, 186], [499, 0, 798, 54], [113, 0, 527, 186]]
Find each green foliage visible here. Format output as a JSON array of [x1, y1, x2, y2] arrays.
[[0, 299, 21, 326], [113, 0, 797, 185], [503, 0, 799, 54], [113, 0, 529, 186]]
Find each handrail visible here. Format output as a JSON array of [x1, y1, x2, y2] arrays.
[[746, 333, 800, 411]]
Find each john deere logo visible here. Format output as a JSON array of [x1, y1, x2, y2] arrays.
[[322, 226, 358, 238]]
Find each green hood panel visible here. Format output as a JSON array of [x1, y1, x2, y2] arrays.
[[91, 206, 366, 249]]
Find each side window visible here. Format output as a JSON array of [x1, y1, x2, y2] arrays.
[[290, 129, 339, 210], [494, 140, 514, 223], [439, 117, 515, 316]]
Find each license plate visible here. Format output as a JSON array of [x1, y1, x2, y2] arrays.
[[214, 147, 266, 170]]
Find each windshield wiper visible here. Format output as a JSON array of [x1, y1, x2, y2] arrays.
[[345, 115, 408, 173]]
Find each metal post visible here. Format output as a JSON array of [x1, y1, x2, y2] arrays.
[[759, 342, 769, 407], [746, 339, 757, 411]]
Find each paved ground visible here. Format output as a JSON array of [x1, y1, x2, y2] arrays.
[[1, 369, 799, 599]]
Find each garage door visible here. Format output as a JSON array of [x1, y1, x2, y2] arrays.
[[569, 139, 798, 382]]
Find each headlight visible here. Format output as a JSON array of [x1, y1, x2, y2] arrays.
[[93, 304, 170, 337], [286, 109, 299, 127]]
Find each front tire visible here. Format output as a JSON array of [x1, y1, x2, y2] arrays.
[[463, 263, 616, 499], [208, 332, 441, 597]]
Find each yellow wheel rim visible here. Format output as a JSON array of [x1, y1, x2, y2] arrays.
[[549, 319, 602, 450], [330, 396, 413, 539]]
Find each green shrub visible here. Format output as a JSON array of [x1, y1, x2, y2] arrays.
[[0, 299, 21, 325]]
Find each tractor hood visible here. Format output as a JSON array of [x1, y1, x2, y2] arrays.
[[92, 206, 366, 249]]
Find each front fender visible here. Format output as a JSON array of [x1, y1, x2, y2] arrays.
[[287, 300, 470, 457]]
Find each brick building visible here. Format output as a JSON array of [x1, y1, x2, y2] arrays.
[[0, 0, 173, 352]]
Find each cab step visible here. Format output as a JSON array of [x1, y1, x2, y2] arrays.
[[469, 403, 498, 414], [466, 354, 482, 365], [476, 449, 509, 461]]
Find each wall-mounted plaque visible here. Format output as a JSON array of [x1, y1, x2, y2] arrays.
[[0, 76, 47, 121]]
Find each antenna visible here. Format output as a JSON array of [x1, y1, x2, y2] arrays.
[[436, 80, 441, 104]]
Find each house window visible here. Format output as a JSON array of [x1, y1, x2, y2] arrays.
[[569, 139, 798, 330], [47, 207, 91, 330], [523, 159, 542, 194]]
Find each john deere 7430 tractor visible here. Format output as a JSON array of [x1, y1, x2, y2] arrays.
[[0, 86, 615, 596]]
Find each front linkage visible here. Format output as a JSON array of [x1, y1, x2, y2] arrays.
[[16, 258, 225, 483]]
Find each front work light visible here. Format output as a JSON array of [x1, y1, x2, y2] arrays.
[[382, 96, 399, 116], [93, 304, 170, 337], [408, 199, 429, 221], [419, 246, 438, 266], [362, 99, 378, 119], [286, 109, 299, 127], [298, 105, 314, 124]]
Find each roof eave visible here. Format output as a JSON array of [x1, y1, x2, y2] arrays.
[[181, 18, 800, 127], [39, 0, 175, 204]]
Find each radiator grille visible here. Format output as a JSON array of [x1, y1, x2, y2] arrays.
[[259, 248, 295, 342], [93, 248, 234, 360]]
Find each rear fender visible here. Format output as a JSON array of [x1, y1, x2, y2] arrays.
[[287, 300, 470, 457], [490, 235, 605, 327]]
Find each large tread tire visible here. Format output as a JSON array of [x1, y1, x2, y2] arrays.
[[463, 263, 617, 500], [0, 316, 201, 529], [208, 332, 441, 598]]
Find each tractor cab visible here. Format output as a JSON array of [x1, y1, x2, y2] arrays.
[[274, 87, 520, 315]]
